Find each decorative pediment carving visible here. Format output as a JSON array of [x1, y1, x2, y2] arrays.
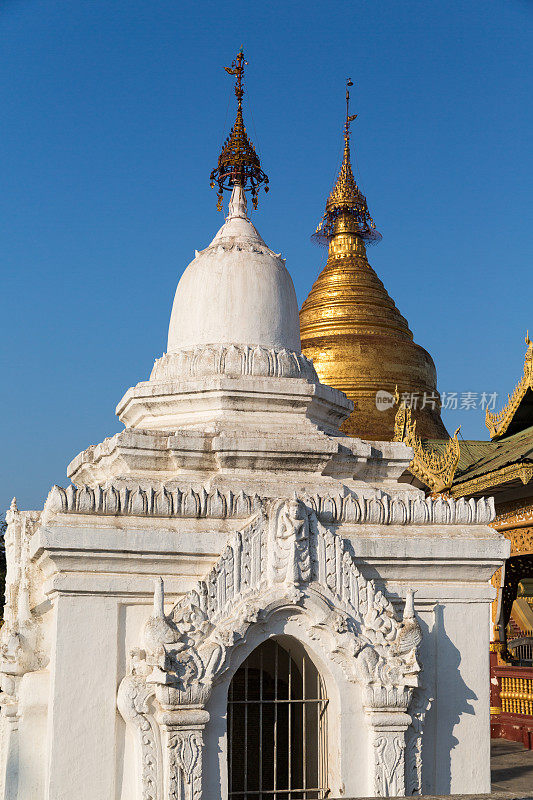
[[123, 498, 421, 708], [118, 496, 423, 799]]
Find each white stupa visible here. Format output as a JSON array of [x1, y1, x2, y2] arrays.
[[0, 50, 508, 800], [167, 185, 300, 354]]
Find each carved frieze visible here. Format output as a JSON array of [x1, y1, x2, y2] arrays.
[[150, 343, 318, 383], [45, 482, 495, 525]]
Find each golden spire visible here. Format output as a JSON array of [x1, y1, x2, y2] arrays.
[[300, 81, 447, 441], [314, 80, 381, 244], [210, 49, 269, 212]]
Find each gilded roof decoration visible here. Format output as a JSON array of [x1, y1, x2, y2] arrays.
[[420, 424, 533, 498], [486, 333, 533, 440], [495, 498, 533, 531], [451, 463, 533, 499], [313, 80, 381, 245], [493, 499, 533, 559], [394, 400, 460, 494], [210, 49, 269, 211]]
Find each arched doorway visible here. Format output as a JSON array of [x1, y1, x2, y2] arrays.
[[227, 637, 329, 799]]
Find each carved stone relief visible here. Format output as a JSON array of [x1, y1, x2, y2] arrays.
[[374, 731, 406, 796], [404, 687, 433, 795], [0, 500, 44, 706], [117, 497, 423, 799], [45, 481, 495, 525], [150, 343, 318, 383]]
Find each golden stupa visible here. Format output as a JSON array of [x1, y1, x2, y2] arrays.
[[300, 82, 447, 441]]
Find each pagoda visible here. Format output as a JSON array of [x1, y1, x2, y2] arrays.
[[0, 54, 507, 799], [300, 82, 447, 441]]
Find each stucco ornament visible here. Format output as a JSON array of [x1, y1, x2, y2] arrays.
[[45, 481, 495, 524], [150, 343, 318, 382], [0, 500, 44, 711], [118, 497, 422, 799]]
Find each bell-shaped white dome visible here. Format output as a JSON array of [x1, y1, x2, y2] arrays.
[[167, 187, 301, 353]]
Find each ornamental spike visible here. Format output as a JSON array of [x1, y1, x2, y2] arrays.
[[153, 577, 165, 619], [403, 588, 416, 621]]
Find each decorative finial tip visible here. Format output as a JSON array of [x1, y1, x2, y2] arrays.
[[211, 50, 269, 211], [153, 577, 165, 618], [403, 589, 416, 620], [312, 79, 380, 246], [227, 184, 248, 220], [10, 497, 18, 512]]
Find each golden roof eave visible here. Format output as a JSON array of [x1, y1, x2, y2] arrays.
[[494, 498, 533, 532], [450, 463, 533, 499], [393, 401, 460, 493], [486, 333, 533, 439]]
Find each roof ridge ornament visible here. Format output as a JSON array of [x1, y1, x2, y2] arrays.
[[210, 48, 269, 212], [313, 79, 381, 246], [393, 393, 461, 494], [486, 331, 533, 439]]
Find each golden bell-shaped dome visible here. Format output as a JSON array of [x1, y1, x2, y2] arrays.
[[300, 86, 447, 441]]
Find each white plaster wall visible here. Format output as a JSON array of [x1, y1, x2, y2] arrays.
[[379, 593, 493, 795], [45, 594, 120, 800], [17, 671, 49, 800], [434, 600, 492, 794], [0, 713, 7, 799], [2, 715, 19, 800]]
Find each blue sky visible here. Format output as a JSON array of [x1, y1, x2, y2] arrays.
[[1, 0, 532, 511]]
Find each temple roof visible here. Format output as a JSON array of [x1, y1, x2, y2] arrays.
[[486, 334, 533, 440], [431, 427, 533, 498], [395, 335, 533, 498]]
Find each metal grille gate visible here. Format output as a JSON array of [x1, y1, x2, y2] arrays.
[[228, 638, 329, 800]]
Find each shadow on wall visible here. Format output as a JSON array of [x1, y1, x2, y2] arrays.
[[422, 604, 478, 795]]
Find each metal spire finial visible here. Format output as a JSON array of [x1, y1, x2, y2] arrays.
[[225, 47, 246, 109], [312, 80, 381, 246], [344, 78, 357, 144], [210, 49, 269, 212]]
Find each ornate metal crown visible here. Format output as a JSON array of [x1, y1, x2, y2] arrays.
[[313, 80, 381, 245], [210, 49, 269, 211]]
